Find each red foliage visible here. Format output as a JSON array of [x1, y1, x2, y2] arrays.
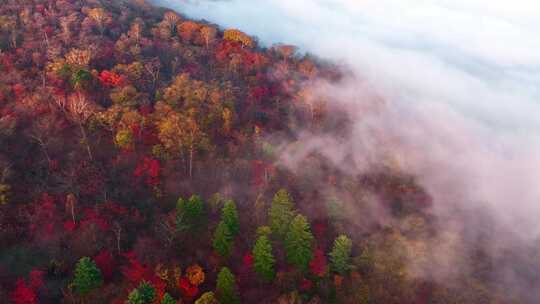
[[243, 253, 254, 268], [309, 249, 328, 278], [313, 221, 328, 240], [80, 208, 110, 231], [12, 84, 25, 99], [11, 279, 37, 304], [99, 70, 125, 87], [28, 270, 44, 290], [178, 277, 199, 299], [121, 252, 166, 298], [63, 221, 77, 232], [94, 250, 115, 280], [215, 41, 243, 62], [249, 87, 270, 103], [300, 278, 313, 291], [134, 157, 160, 186]]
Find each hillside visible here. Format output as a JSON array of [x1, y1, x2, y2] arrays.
[[0, 0, 515, 303]]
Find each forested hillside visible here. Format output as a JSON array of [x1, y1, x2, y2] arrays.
[[0, 0, 515, 303]]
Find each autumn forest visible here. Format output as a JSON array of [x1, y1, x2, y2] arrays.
[[0, 0, 521, 303]]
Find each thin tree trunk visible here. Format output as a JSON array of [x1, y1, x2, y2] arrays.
[[78, 122, 93, 161], [189, 147, 194, 179]]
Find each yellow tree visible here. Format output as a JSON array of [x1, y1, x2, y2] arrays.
[[223, 29, 255, 48], [156, 104, 210, 178], [200, 25, 217, 47], [87, 8, 111, 35]]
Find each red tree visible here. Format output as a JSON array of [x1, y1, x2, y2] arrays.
[[11, 279, 37, 304]]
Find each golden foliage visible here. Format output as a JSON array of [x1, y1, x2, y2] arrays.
[[186, 264, 205, 286], [65, 48, 92, 67], [224, 29, 255, 48]]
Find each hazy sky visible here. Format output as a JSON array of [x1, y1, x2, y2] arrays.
[[155, 0, 540, 240]]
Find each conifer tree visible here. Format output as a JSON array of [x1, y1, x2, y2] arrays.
[[329, 234, 353, 275], [213, 221, 234, 258], [72, 257, 103, 296], [252, 234, 275, 282], [216, 267, 239, 304], [127, 281, 156, 304], [160, 293, 176, 304], [284, 214, 314, 271], [222, 199, 240, 236], [269, 189, 296, 239], [177, 195, 206, 231]]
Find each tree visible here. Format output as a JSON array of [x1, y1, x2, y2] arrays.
[[329, 235, 353, 275], [252, 234, 275, 282], [216, 267, 239, 304], [72, 257, 103, 296], [127, 281, 156, 304], [200, 26, 217, 47], [284, 214, 314, 271], [10, 279, 37, 304], [309, 249, 328, 278], [223, 29, 254, 48], [186, 264, 205, 286], [213, 221, 233, 258], [161, 293, 176, 304], [222, 199, 240, 236], [87, 8, 111, 35], [176, 195, 206, 231], [195, 292, 219, 304], [269, 189, 296, 239]]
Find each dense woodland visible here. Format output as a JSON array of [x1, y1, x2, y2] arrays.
[[0, 0, 520, 303]]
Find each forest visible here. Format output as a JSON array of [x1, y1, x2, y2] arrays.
[[0, 0, 519, 303]]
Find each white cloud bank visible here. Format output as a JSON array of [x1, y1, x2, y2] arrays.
[[154, 0, 540, 297]]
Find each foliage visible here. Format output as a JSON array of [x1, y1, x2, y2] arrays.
[[284, 215, 314, 271], [161, 293, 176, 304], [329, 235, 353, 275], [186, 264, 205, 286], [253, 234, 275, 282], [195, 291, 219, 304], [222, 199, 240, 236], [269, 189, 296, 239], [216, 267, 239, 304], [72, 257, 103, 296], [10, 279, 37, 304], [213, 221, 234, 258], [127, 281, 156, 304], [177, 195, 206, 231]]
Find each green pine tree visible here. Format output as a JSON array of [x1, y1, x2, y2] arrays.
[[72, 257, 103, 296], [127, 281, 156, 304], [252, 234, 275, 282], [284, 214, 314, 271], [222, 199, 240, 236], [177, 194, 206, 231], [213, 220, 234, 258], [269, 189, 296, 239], [216, 267, 239, 304], [329, 234, 353, 275], [161, 293, 176, 304]]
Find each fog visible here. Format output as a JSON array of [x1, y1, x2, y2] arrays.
[[153, 0, 540, 299]]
